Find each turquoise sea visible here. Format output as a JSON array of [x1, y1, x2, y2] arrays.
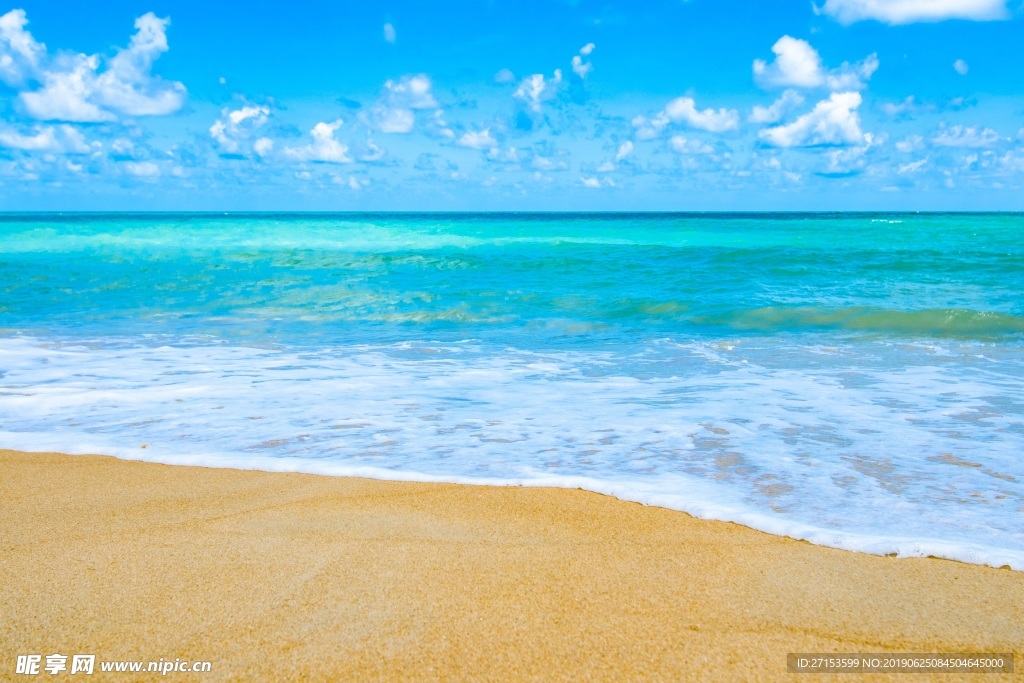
[[1, 212, 1022, 568]]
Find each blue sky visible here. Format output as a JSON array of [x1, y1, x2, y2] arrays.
[[1, 0, 1022, 210]]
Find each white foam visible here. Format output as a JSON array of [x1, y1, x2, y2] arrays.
[[1, 335, 1022, 570]]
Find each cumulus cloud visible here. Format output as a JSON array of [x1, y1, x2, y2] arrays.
[[0, 9, 45, 87], [383, 74, 437, 109], [669, 136, 715, 155], [580, 176, 614, 188], [209, 104, 270, 155], [122, 160, 160, 177], [749, 90, 805, 124], [0, 124, 89, 153], [753, 36, 822, 89], [818, 0, 1009, 25], [953, 59, 969, 75], [383, 23, 396, 43], [662, 97, 741, 132], [377, 108, 415, 133], [457, 128, 497, 150], [633, 96, 739, 138], [487, 145, 519, 164], [253, 137, 273, 157], [12, 11, 185, 122], [819, 146, 868, 176], [759, 92, 866, 147], [753, 36, 878, 91], [532, 154, 569, 171], [571, 43, 595, 79], [373, 74, 438, 133], [358, 138, 384, 162], [615, 140, 633, 161], [514, 70, 563, 113], [285, 120, 352, 163]]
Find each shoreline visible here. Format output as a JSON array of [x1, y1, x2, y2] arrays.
[[8, 439, 1021, 573], [3, 448, 1022, 680]]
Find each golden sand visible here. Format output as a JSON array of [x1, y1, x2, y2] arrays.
[[1, 449, 1021, 681]]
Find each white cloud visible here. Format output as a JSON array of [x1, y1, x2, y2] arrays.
[[931, 125, 1002, 148], [428, 110, 455, 139], [953, 59, 969, 75], [331, 174, 368, 190], [0, 124, 88, 153], [514, 70, 562, 113], [532, 155, 568, 171], [881, 96, 918, 117], [359, 138, 384, 162], [373, 74, 438, 133], [383, 23, 396, 44], [487, 146, 519, 163], [20, 54, 113, 122], [209, 104, 270, 154], [753, 36, 822, 89], [0, 9, 46, 87], [571, 56, 591, 79], [285, 120, 352, 163], [759, 92, 866, 147], [92, 13, 185, 115], [819, 0, 1009, 25], [14, 11, 185, 122], [898, 157, 928, 174], [821, 146, 868, 175], [572, 43, 595, 79], [663, 98, 739, 132], [581, 176, 601, 188], [226, 105, 268, 125], [253, 137, 273, 157], [753, 36, 877, 91], [122, 160, 160, 177], [377, 108, 415, 133], [615, 140, 633, 161], [634, 96, 739, 138], [669, 136, 715, 154], [111, 138, 136, 156], [383, 74, 437, 109], [493, 68, 515, 84], [749, 90, 805, 124], [895, 134, 924, 152], [457, 128, 497, 150]]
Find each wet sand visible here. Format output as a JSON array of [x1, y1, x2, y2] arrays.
[[1, 449, 1021, 681]]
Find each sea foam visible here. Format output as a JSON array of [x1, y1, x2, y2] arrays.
[[2, 334, 1022, 570]]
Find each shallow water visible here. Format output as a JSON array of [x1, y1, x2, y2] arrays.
[[2, 212, 1022, 568]]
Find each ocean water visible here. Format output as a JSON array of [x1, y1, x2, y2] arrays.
[[1, 212, 1022, 569]]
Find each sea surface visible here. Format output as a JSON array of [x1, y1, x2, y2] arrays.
[[1, 212, 1022, 569]]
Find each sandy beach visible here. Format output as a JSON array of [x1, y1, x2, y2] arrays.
[[1, 448, 1020, 681]]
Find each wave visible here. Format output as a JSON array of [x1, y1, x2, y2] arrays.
[[695, 306, 1024, 339]]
